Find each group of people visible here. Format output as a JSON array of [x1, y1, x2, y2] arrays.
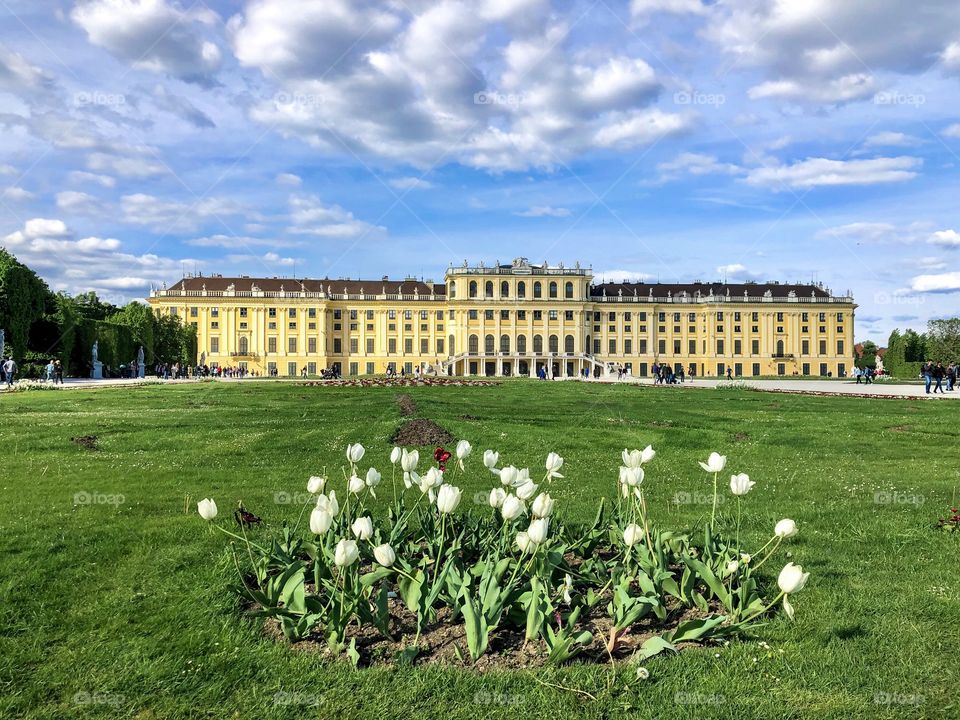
[[922, 361, 956, 394], [652, 362, 686, 384], [43, 359, 64, 384], [853, 366, 877, 384]]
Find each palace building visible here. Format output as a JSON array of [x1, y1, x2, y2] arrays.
[[147, 258, 856, 378]]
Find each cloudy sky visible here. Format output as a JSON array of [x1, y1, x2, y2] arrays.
[[2, 0, 960, 342]]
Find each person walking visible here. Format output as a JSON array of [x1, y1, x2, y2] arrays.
[[854, 366, 862, 384], [933, 362, 945, 394], [2, 357, 16, 387], [947, 363, 956, 392], [54, 359, 64, 384], [45, 359, 55, 383]]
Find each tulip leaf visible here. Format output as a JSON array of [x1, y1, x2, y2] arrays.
[[637, 636, 677, 661], [667, 615, 728, 643], [360, 566, 393, 588]]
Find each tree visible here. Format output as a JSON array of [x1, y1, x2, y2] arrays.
[[111, 302, 155, 364], [926, 319, 960, 362], [0, 249, 51, 360], [859, 340, 878, 369], [902, 329, 927, 362]]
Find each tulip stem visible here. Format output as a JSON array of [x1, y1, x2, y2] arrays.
[[710, 471, 719, 529], [735, 496, 742, 556], [292, 495, 312, 536], [737, 590, 784, 625], [212, 523, 268, 554], [750, 537, 782, 572]]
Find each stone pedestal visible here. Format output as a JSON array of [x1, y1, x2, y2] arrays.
[[137, 365, 145, 378], [92, 361, 103, 380]]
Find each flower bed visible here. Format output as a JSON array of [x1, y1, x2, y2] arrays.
[[198, 444, 809, 668], [299, 378, 500, 388]]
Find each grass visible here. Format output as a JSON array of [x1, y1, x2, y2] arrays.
[[0, 380, 957, 719]]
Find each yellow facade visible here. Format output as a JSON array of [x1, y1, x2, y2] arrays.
[[147, 258, 856, 378]]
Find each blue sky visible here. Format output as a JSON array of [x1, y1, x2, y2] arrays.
[[2, 0, 960, 343]]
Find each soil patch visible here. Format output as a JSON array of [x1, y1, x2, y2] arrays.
[[459, 414, 481, 421], [397, 393, 417, 417], [732, 431, 749, 442], [888, 424, 911, 433], [391, 419, 455, 446], [71, 435, 98, 450]]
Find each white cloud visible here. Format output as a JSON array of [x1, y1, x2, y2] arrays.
[[276, 172, 302, 187], [745, 156, 921, 189], [56, 191, 108, 215], [120, 194, 260, 232], [226, 251, 297, 267], [1, 186, 34, 201], [514, 205, 572, 217], [817, 222, 899, 243], [72, 0, 222, 86], [0, 47, 54, 93], [910, 271, 960, 293], [943, 123, 960, 139], [630, 0, 706, 17], [747, 73, 876, 104], [287, 194, 385, 238], [69, 171, 116, 188], [595, 269, 654, 283], [656, 152, 741, 181], [388, 176, 434, 190], [0, 165, 16, 176], [942, 41, 960, 72], [929, 229, 960, 247], [87, 150, 166, 178], [593, 109, 694, 149], [186, 234, 302, 249], [863, 131, 920, 148], [716, 263, 759, 281]]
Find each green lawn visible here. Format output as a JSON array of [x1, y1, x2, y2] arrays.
[[0, 381, 957, 719]]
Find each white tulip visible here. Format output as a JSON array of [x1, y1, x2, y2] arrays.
[[483, 449, 499, 469], [197, 498, 218, 521], [562, 574, 573, 604], [729, 473, 755, 496], [544, 452, 564, 479], [401, 448, 419, 473], [436, 484, 463, 514], [310, 508, 333, 535], [527, 517, 549, 544], [307, 476, 325, 494], [499, 465, 519, 487], [622, 449, 642, 468], [365, 467, 382, 488], [640, 445, 656, 464], [725, 559, 740, 576], [489, 487, 507, 509], [390, 446, 402, 465], [515, 531, 536, 553], [500, 494, 525, 520], [351, 516, 374, 540], [531, 492, 555, 518], [327, 490, 339, 516], [783, 595, 796, 620], [777, 562, 809, 595], [346, 443, 365, 464], [740, 553, 752, 565], [623, 523, 643, 547], [418, 467, 443, 498], [348, 474, 365, 494], [516, 479, 538, 500], [373, 543, 396, 567], [699, 452, 727, 473], [774, 518, 798, 538], [334, 538, 359, 567], [621, 466, 644, 487], [456, 440, 472, 460]]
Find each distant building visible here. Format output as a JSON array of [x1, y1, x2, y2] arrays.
[[147, 257, 856, 378]]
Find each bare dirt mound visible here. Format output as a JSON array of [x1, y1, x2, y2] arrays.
[[390, 419, 454, 446], [71, 435, 99, 450], [396, 393, 417, 417]]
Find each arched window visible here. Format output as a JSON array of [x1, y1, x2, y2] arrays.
[[549, 334, 559, 353], [485, 281, 494, 298], [776, 339, 784, 357], [469, 281, 478, 298], [501, 280, 509, 298], [449, 282, 457, 299], [500, 334, 510, 353], [469, 334, 479, 354], [565, 335, 575, 354], [485, 334, 495, 354], [239, 336, 248, 354], [533, 335, 543, 353], [534, 281, 542, 298], [517, 334, 527, 353], [449, 335, 455, 355], [517, 281, 526, 298], [565, 281, 574, 299], [549, 281, 558, 298]]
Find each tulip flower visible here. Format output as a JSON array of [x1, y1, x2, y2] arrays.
[[327, 490, 339, 516], [489, 487, 507, 509], [515, 531, 536, 553], [390, 446, 402, 465], [699, 452, 727, 473], [500, 494, 525, 520], [621, 466, 644, 487], [484, 449, 500, 475], [562, 574, 573, 604], [777, 562, 809, 595], [401, 448, 419, 472], [531, 492, 555, 518], [527, 517, 549, 544], [623, 523, 643, 546], [774, 518, 798, 538], [307, 476, 325, 494], [373, 543, 396, 567], [622, 449, 641, 468], [455, 439, 472, 469], [640, 445, 656, 464], [436, 484, 463, 514], [351, 516, 374, 540], [499, 465, 519, 487], [348, 475, 365, 494], [729, 473, 755, 496], [334, 538, 359, 567], [544, 452, 564, 480], [197, 498, 218, 521], [310, 507, 333, 535], [346, 443, 365, 464], [516, 479, 538, 501], [740, 553, 751, 565], [365, 467, 382, 488], [725, 559, 740, 576]]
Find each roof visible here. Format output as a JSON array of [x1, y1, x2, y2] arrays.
[[589, 282, 834, 299], [168, 276, 446, 295]]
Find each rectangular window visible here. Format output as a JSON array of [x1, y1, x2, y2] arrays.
[[751, 312, 758, 322], [366, 338, 374, 353], [802, 363, 810, 376], [308, 308, 316, 318], [625, 339, 632, 354], [289, 322, 297, 330], [288, 337, 297, 353], [716, 311, 723, 321], [624, 312, 632, 321], [290, 308, 298, 319], [688, 339, 696, 354], [716, 339, 724, 355], [436, 310, 444, 319], [819, 312, 826, 322], [334, 309, 342, 319], [210, 337, 219, 353], [437, 338, 444, 354], [549, 310, 558, 320], [210, 321, 219, 329], [734, 339, 742, 355], [734, 312, 741, 322], [366, 362, 375, 375], [734, 363, 742, 376], [349, 362, 359, 376], [420, 339, 428, 354], [639, 312, 647, 321], [388, 338, 397, 353], [268, 322, 277, 330], [674, 340, 681, 354], [268, 337, 277, 353], [239, 308, 248, 317], [210, 307, 219, 317], [609, 339, 617, 354], [820, 363, 828, 376], [308, 362, 317, 375], [388, 310, 396, 320], [837, 340, 844, 355], [565, 310, 574, 320], [751, 339, 760, 354], [350, 338, 358, 353], [288, 362, 297, 376], [420, 310, 429, 320], [308, 337, 317, 353], [593, 339, 600, 354], [269, 308, 277, 318], [190, 307, 198, 318], [658, 339, 666, 354], [717, 362, 725, 376], [469, 310, 478, 320], [837, 312, 844, 322], [485, 309, 494, 320], [517, 310, 526, 320], [501, 310, 510, 320], [752, 363, 761, 376], [639, 339, 647, 354], [404, 338, 413, 353], [819, 340, 827, 355], [404, 310, 413, 320], [801, 340, 809, 355], [333, 338, 342, 353]]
